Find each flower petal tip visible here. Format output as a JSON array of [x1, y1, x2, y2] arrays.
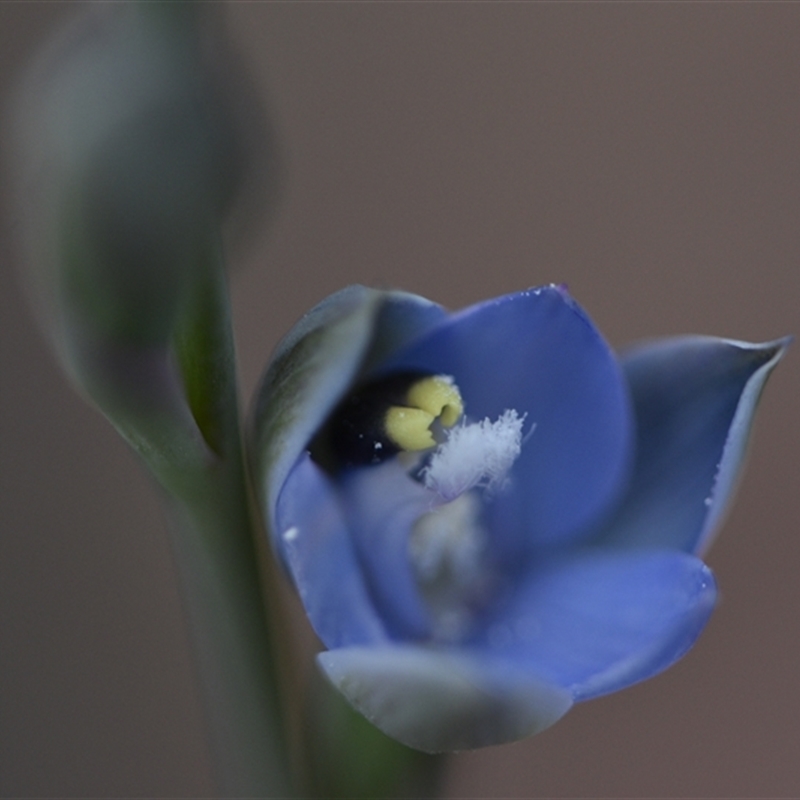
[[596, 334, 790, 555]]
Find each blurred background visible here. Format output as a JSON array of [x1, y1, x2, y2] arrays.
[[2, 3, 799, 797]]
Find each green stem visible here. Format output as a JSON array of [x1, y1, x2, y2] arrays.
[[164, 456, 288, 798]]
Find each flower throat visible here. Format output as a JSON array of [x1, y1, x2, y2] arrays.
[[311, 371, 526, 504]]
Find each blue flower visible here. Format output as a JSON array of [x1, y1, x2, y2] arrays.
[[250, 285, 787, 753]]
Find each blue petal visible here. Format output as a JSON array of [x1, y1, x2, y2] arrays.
[[340, 460, 437, 640], [250, 286, 445, 551], [317, 645, 573, 752], [378, 286, 634, 546], [276, 453, 390, 648], [593, 337, 789, 554], [470, 549, 716, 700]]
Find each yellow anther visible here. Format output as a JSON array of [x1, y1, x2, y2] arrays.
[[406, 375, 464, 428], [383, 375, 465, 453], [385, 407, 437, 451]]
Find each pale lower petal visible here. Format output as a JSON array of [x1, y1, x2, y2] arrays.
[[318, 645, 572, 753]]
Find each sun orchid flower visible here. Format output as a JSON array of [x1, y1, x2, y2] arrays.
[[250, 284, 787, 753]]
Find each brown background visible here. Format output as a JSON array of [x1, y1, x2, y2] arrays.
[[2, 3, 799, 798]]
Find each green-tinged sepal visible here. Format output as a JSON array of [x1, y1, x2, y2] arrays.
[[248, 285, 446, 548]]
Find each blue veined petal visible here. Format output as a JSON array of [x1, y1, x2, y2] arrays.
[[249, 286, 445, 552], [592, 336, 789, 554], [376, 286, 634, 546], [470, 549, 716, 701], [276, 453, 391, 648], [317, 645, 573, 753]]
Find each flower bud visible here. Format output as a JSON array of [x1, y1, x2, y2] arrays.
[[10, 4, 251, 355], [7, 4, 274, 466]]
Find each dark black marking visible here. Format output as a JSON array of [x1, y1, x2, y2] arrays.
[[310, 371, 431, 471]]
